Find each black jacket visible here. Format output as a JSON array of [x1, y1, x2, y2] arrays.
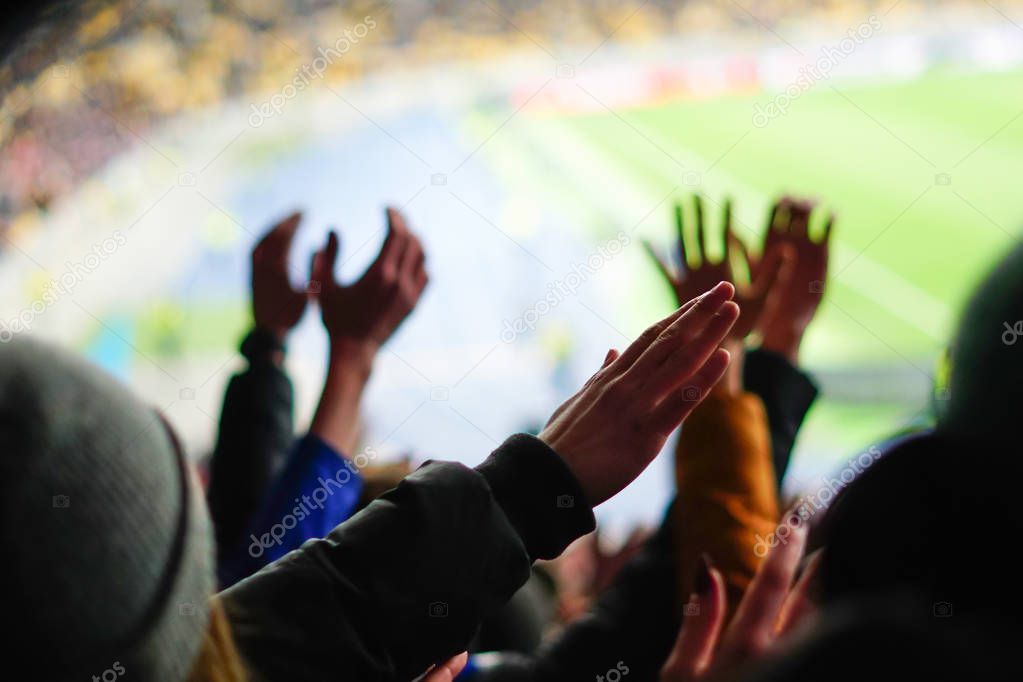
[[743, 348, 819, 482], [206, 330, 294, 570], [218, 434, 597, 681]]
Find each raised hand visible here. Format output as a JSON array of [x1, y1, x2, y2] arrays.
[[752, 197, 834, 362], [643, 196, 790, 343], [659, 516, 820, 681], [310, 207, 429, 356], [308, 207, 428, 454], [251, 211, 309, 339], [539, 282, 739, 505]]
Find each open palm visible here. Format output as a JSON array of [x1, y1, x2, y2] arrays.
[[751, 197, 833, 359], [644, 196, 790, 342], [310, 207, 428, 350]]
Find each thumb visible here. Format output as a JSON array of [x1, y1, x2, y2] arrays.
[[643, 239, 677, 289], [584, 348, 620, 387], [585, 348, 619, 388], [548, 347, 621, 425], [725, 226, 751, 280], [310, 230, 340, 293], [276, 211, 303, 246], [751, 244, 793, 301]]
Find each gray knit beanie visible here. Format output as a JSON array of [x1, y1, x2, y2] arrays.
[[0, 337, 214, 680]]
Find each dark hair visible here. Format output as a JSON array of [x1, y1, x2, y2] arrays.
[[818, 430, 1022, 623], [945, 240, 1023, 440]]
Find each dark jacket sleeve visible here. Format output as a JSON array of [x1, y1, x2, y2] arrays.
[[206, 329, 295, 569], [218, 434, 595, 682], [743, 348, 819, 485], [471, 504, 682, 682], [468, 352, 819, 682], [216, 433, 364, 588]]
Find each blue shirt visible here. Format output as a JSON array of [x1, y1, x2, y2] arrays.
[[219, 433, 363, 587]]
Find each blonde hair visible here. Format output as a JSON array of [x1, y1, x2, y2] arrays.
[[186, 598, 248, 682]]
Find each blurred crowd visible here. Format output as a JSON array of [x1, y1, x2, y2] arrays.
[[0, 0, 1009, 223]]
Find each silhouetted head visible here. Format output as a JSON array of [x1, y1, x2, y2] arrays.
[[944, 240, 1023, 444], [818, 430, 1020, 622]]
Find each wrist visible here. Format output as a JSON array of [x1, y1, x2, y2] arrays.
[[253, 320, 288, 342], [243, 327, 287, 366], [760, 325, 804, 365], [254, 324, 286, 342], [476, 435, 596, 560], [328, 338, 378, 380], [311, 339, 376, 455]]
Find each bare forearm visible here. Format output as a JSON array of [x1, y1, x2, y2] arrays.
[[713, 340, 745, 397], [761, 325, 804, 365], [310, 340, 376, 455]]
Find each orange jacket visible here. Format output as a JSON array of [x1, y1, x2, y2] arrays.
[[673, 391, 780, 616]]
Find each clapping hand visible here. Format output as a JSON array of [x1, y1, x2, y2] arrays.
[[251, 211, 309, 340], [643, 197, 791, 343], [310, 207, 429, 358], [752, 197, 834, 362], [307, 207, 429, 454]]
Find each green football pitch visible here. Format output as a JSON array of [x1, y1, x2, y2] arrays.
[[467, 66, 1023, 474]]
